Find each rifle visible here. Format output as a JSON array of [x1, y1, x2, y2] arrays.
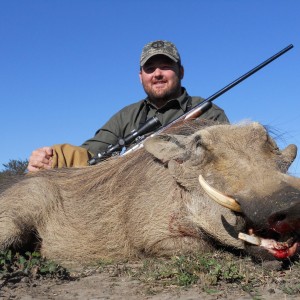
[[88, 44, 293, 165]]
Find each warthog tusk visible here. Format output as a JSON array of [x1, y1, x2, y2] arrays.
[[198, 175, 242, 212], [238, 232, 261, 245]]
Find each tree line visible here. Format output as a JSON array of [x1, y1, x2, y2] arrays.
[[0, 159, 28, 182]]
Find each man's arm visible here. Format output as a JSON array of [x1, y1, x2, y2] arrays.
[[200, 103, 230, 124], [27, 102, 142, 172], [190, 96, 229, 124], [81, 114, 127, 156], [81, 101, 145, 155]]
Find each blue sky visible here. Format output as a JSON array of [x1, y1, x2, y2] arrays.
[[1, 0, 300, 174]]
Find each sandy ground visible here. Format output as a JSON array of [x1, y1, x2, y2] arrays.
[[1, 264, 299, 300]]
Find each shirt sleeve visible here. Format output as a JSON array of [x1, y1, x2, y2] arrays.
[[81, 113, 124, 156], [81, 101, 144, 156], [199, 103, 230, 124]]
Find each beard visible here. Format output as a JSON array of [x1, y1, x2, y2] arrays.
[[143, 78, 182, 103]]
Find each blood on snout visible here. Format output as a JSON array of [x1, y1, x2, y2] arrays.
[[271, 243, 299, 259]]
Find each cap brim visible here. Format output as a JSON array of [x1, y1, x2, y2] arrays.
[[140, 52, 179, 66]]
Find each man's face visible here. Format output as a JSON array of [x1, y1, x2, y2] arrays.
[[139, 55, 184, 104]]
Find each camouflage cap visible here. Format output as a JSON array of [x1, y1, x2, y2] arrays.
[[140, 40, 181, 66]]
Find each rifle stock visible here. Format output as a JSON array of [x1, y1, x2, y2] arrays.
[[89, 44, 293, 164]]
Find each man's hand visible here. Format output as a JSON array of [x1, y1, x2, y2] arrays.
[[27, 146, 53, 172]]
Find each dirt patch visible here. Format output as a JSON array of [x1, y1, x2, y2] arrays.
[[1, 253, 300, 299]]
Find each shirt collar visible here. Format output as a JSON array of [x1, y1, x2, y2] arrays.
[[177, 87, 190, 111]]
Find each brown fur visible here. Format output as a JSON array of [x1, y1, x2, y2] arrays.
[[0, 120, 299, 267]]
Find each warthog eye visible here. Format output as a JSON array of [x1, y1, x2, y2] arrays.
[[193, 135, 202, 148], [192, 135, 206, 155]]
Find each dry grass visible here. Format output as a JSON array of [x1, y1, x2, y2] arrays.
[[1, 250, 300, 299], [71, 251, 300, 298]]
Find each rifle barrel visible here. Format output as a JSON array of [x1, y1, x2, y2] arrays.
[[184, 44, 293, 120]]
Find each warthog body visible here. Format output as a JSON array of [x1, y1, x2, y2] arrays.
[[1, 121, 300, 266]]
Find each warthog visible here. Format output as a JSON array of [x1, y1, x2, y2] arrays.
[[0, 121, 300, 267]]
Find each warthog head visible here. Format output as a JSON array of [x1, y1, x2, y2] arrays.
[[144, 121, 300, 260]]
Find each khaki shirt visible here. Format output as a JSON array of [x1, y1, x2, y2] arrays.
[[81, 88, 229, 156]]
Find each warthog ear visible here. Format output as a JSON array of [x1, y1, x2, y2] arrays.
[[281, 144, 297, 171], [143, 134, 191, 163]]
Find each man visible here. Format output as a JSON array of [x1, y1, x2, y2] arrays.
[[28, 40, 229, 172]]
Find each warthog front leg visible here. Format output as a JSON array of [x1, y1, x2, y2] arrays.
[[145, 236, 212, 257], [137, 213, 214, 257], [0, 216, 25, 250]]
